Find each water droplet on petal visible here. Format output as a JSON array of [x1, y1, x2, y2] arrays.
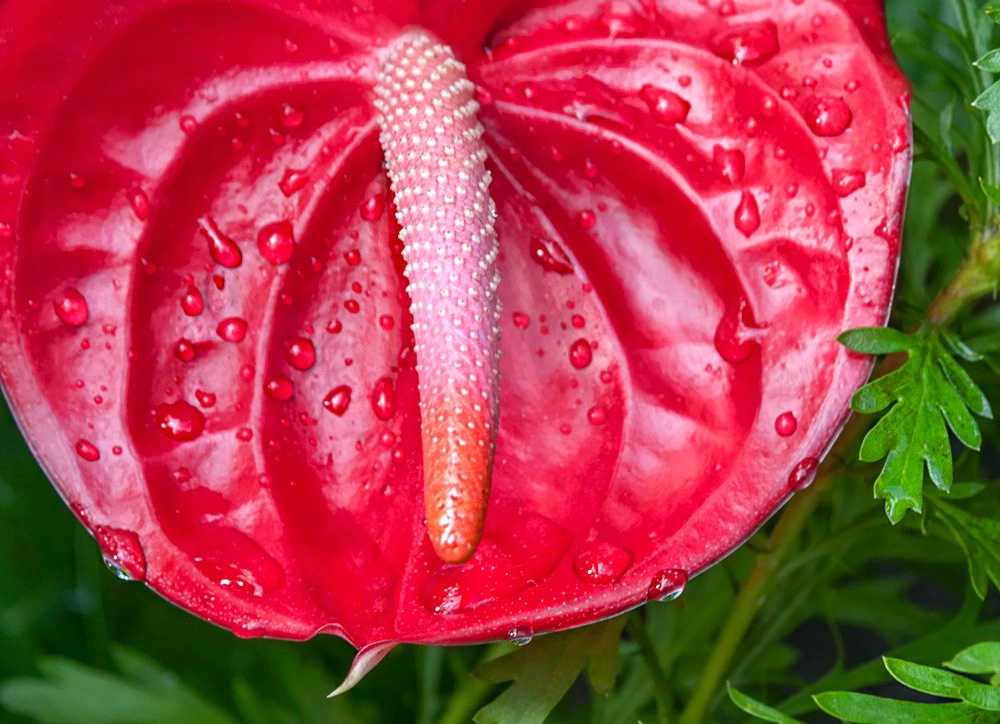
[[788, 457, 819, 491], [279, 169, 309, 197], [712, 22, 780, 66], [573, 542, 630, 584], [640, 85, 691, 124], [198, 217, 242, 268], [775, 412, 798, 436], [128, 188, 150, 220], [713, 146, 746, 184], [284, 336, 316, 370], [95, 526, 146, 582], [569, 338, 593, 369], [75, 439, 100, 461], [507, 627, 534, 646], [323, 385, 352, 416], [647, 568, 688, 601], [181, 286, 205, 316], [154, 401, 206, 442], [714, 298, 762, 364], [831, 169, 866, 197], [257, 220, 295, 266], [577, 209, 597, 230], [278, 102, 304, 128], [344, 248, 361, 266], [195, 389, 216, 407], [371, 377, 396, 421], [529, 237, 574, 275], [360, 193, 386, 221], [734, 191, 761, 236], [512, 312, 530, 329], [54, 288, 89, 327], [804, 96, 852, 136], [174, 339, 196, 362], [265, 375, 295, 401], [587, 405, 607, 425], [217, 317, 248, 343]]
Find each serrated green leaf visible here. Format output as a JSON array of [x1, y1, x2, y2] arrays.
[[838, 327, 914, 354], [847, 328, 990, 524], [814, 692, 985, 723], [974, 82, 1000, 144], [473, 617, 626, 724], [934, 501, 1000, 599], [946, 643, 1000, 676], [884, 657, 971, 698], [727, 684, 804, 723], [942, 330, 984, 362]]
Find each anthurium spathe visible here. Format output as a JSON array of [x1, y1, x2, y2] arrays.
[[0, 0, 909, 686]]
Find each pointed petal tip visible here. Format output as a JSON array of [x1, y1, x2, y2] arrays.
[[328, 642, 396, 697]]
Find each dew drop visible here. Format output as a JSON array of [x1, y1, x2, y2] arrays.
[[712, 146, 746, 184], [831, 169, 866, 197], [734, 191, 761, 237], [788, 457, 819, 491], [195, 389, 216, 408], [240, 364, 255, 382], [217, 317, 248, 343], [284, 336, 316, 370], [198, 217, 242, 268], [174, 338, 196, 362], [775, 411, 798, 436], [265, 375, 295, 401], [236, 427, 253, 441], [327, 319, 343, 334], [128, 188, 150, 220], [529, 237, 574, 275], [278, 168, 309, 197], [181, 286, 204, 316], [587, 405, 607, 425], [257, 220, 295, 266], [54, 288, 89, 327], [507, 627, 534, 646], [344, 248, 361, 266], [154, 401, 206, 442], [639, 85, 691, 124], [360, 193, 386, 221], [278, 102, 304, 128], [180, 115, 198, 134], [345, 299, 360, 314], [379, 315, 395, 330], [95, 526, 146, 582], [569, 338, 593, 369], [323, 385, 352, 416], [512, 312, 530, 329], [371, 377, 396, 421], [804, 96, 852, 136], [75, 439, 100, 462], [647, 569, 688, 601], [712, 22, 780, 66], [577, 209, 597, 230], [573, 542, 630, 584], [714, 298, 762, 364]]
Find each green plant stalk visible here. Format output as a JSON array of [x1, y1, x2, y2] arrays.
[[437, 642, 508, 724], [927, 228, 1000, 325], [626, 611, 672, 724]]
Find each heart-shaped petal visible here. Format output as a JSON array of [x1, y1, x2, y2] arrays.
[[0, 0, 908, 661]]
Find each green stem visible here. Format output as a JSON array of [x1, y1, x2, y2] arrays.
[[438, 643, 507, 724], [926, 229, 1000, 326], [627, 612, 672, 724]]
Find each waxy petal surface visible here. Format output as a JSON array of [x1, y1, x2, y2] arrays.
[[0, 0, 909, 653]]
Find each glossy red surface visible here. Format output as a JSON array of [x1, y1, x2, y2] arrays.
[[0, 0, 909, 673]]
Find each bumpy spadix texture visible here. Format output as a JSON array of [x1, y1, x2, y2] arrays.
[[374, 33, 502, 564], [0, 0, 909, 685]]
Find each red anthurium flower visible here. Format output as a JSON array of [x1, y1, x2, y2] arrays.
[[0, 0, 908, 688]]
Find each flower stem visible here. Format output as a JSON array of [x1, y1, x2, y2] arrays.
[[627, 611, 673, 723], [926, 229, 1000, 326], [437, 643, 508, 724]]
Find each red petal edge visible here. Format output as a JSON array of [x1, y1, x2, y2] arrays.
[[0, 0, 909, 660]]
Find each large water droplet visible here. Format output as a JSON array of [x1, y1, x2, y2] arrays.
[[804, 96, 852, 136], [573, 542, 630, 584], [279, 169, 309, 197], [257, 220, 295, 266], [75, 439, 100, 462], [569, 338, 593, 369], [154, 400, 206, 442], [714, 298, 762, 364], [174, 338, 196, 362], [371, 377, 396, 421], [712, 22, 780, 66], [54, 288, 89, 326], [512, 312, 530, 329], [360, 193, 386, 221], [181, 286, 205, 316], [640, 85, 691, 124], [265, 375, 295, 401], [788, 457, 819, 491], [734, 191, 761, 237], [647, 568, 688, 601], [195, 389, 216, 408], [323, 385, 352, 416], [283, 336, 316, 370], [713, 146, 746, 184], [199, 217, 242, 268], [529, 237, 574, 275], [95, 526, 147, 582], [217, 317, 248, 343], [507, 627, 534, 646], [831, 169, 866, 197], [775, 411, 798, 436], [587, 405, 607, 425]]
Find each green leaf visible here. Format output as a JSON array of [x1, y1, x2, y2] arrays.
[[473, 617, 627, 724], [933, 500, 1000, 599], [973, 78, 1000, 145], [844, 327, 991, 523], [946, 643, 1000, 676], [814, 692, 987, 723], [727, 683, 804, 723], [884, 657, 971, 698]]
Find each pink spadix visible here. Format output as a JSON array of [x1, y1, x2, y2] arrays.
[[374, 32, 502, 564]]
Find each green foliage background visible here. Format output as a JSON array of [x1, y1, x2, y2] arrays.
[[5, 1, 1000, 722]]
